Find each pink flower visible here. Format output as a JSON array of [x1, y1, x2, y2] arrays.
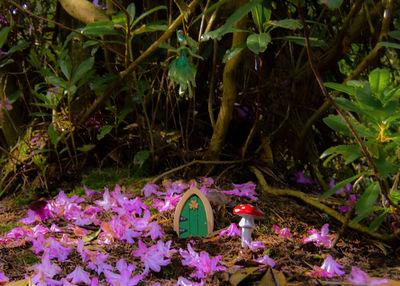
[[104, 259, 143, 286], [31, 251, 62, 283], [65, 266, 91, 285], [0, 271, 9, 283], [152, 193, 181, 213], [221, 182, 258, 200], [177, 277, 204, 286], [294, 171, 315, 185], [254, 255, 276, 267], [142, 182, 159, 197], [316, 255, 345, 277], [346, 266, 388, 285], [94, 188, 117, 210], [165, 181, 188, 194], [179, 243, 226, 279], [132, 240, 172, 275], [243, 239, 265, 251], [146, 222, 164, 240], [220, 223, 241, 237], [84, 185, 101, 197], [273, 225, 294, 238], [302, 224, 332, 247]]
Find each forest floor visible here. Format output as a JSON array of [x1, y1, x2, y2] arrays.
[[0, 172, 400, 285]]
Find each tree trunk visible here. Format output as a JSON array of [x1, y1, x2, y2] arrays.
[[204, 0, 249, 160]]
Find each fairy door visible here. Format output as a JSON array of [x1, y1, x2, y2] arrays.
[[174, 188, 214, 238]]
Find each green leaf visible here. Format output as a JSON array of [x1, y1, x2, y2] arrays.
[[131, 5, 167, 27], [0, 58, 13, 68], [97, 125, 113, 140], [378, 41, 400, 49], [246, 33, 271, 54], [133, 80, 150, 103], [118, 105, 133, 125], [223, 43, 247, 63], [320, 144, 362, 164], [319, 0, 343, 9], [269, 19, 302, 30], [324, 82, 357, 96], [251, 1, 271, 33], [320, 171, 368, 200], [133, 150, 151, 167], [71, 57, 94, 85], [356, 182, 379, 213], [277, 36, 326, 47], [388, 31, 400, 41], [201, 0, 263, 41], [48, 123, 61, 146], [77, 144, 95, 152], [374, 152, 400, 179], [8, 90, 21, 104], [369, 69, 391, 95], [127, 3, 136, 25], [82, 21, 121, 37], [323, 115, 373, 137], [83, 40, 99, 49], [46, 76, 67, 89], [59, 55, 72, 81], [368, 208, 390, 232], [349, 206, 382, 227], [0, 27, 10, 50], [7, 40, 29, 54], [390, 189, 400, 205]]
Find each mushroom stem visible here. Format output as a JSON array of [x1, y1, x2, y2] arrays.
[[238, 216, 255, 247]]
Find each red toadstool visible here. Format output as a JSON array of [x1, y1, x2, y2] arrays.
[[233, 204, 264, 247]]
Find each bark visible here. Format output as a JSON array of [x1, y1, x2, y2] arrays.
[[204, 0, 249, 160], [58, 0, 109, 24]]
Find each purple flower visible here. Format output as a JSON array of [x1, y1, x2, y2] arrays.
[[339, 205, 349, 213], [315, 255, 345, 277], [104, 259, 143, 286], [220, 223, 241, 237], [346, 266, 388, 285], [254, 255, 275, 267], [0, 271, 9, 283], [242, 239, 266, 251], [94, 188, 117, 210], [302, 224, 332, 247], [273, 225, 294, 238], [132, 240, 173, 275], [31, 251, 62, 283], [146, 222, 164, 240], [177, 277, 204, 286], [220, 182, 258, 200], [294, 171, 315, 185], [165, 181, 188, 194], [84, 185, 101, 197], [179, 243, 226, 279], [142, 182, 159, 197], [152, 193, 181, 213], [65, 266, 91, 285]]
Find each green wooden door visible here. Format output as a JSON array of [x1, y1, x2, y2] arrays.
[[179, 195, 208, 238]]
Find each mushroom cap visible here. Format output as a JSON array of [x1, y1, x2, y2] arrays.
[[233, 204, 264, 218]]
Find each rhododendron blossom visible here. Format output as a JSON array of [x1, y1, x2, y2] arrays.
[[254, 255, 276, 267], [346, 266, 388, 285], [302, 224, 332, 247], [179, 243, 226, 279], [220, 223, 241, 237], [273, 225, 294, 238], [311, 255, 345, 278]]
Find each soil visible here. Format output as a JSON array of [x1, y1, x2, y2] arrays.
[[0, 178, 399, 286]]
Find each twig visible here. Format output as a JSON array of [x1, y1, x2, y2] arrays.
[[151, 159, 245, 184], [296, 0, 398, 210], [250, 165, 400, 242], [78, 0, 203, 125], [6, 0, 124, 59]]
